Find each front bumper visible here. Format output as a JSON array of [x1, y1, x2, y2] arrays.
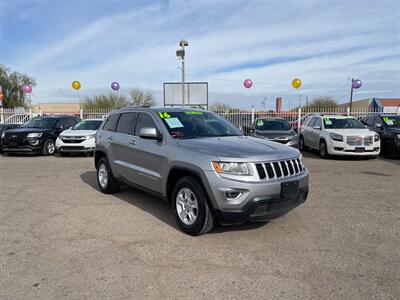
[[326, 139, 380, 156], [56, 137, 95, 153], [1, 139, 43, 154], [203, 169, 309, 224]]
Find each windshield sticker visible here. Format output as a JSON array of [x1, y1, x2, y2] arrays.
[[158, 112, 171, 119], [164, 117, 184, 128], [256, 120, 264, 126], [185, 111, 204, 115], [324, 118, 332, 125], [383, 117, 394, 125]]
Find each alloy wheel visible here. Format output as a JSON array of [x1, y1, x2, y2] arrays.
[[176, 187, 199, 225]]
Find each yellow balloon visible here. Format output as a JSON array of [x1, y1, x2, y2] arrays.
[[292, 78, 302, 89], [71, 80, 81, 90]]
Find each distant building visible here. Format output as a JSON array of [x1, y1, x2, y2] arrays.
[[339, 98, 400, 113], [32, 103, 81, 114]]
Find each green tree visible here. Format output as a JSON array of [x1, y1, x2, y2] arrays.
[[81, 93, 129, 109], [0, 65, 36, 108], [129, 88, 156, 107], [305, 96, 338, 109]]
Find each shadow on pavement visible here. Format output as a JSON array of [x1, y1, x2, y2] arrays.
[[80, 171, 178, 230], [80, 170, 270, 234]]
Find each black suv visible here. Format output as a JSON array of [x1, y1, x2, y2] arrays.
[[0, 123, 21, 152], [1, 116, 80, 155], [361, 115, 400, 158]]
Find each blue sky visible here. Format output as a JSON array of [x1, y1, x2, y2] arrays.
[[1, 0, 399, 109]]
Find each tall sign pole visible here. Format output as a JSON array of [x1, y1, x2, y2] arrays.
[[176, 40, 188, 106]]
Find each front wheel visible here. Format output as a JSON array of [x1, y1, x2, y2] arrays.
[[172, 176, 215, 236], [384, 141, 397, 159], [42, 139, 56, 156], [319, 140, 329, 159]]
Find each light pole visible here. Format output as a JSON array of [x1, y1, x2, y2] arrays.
[[176, 39, 188, 106]]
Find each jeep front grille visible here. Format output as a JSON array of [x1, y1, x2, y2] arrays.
[[255, 159, 303, 180]]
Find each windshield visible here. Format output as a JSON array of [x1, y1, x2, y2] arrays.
[[73, 120, 102, 130], [382, 116, 400, 128], [255, 119, 291, 131], [158, 111, 243, 138], [21, 117, 57, 129], [323, 117, 365, 129]]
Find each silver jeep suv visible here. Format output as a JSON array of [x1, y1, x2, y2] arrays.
[[95, 107, 309, 235]]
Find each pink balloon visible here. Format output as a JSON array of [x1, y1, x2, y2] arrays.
[[243, 79, 253, 89], [22, 85, 32, 94]]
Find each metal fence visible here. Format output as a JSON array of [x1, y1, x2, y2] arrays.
[[1, 107, 399, 128]]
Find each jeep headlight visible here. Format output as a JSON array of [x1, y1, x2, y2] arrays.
[[330, 133, 343, 142], [212, 162, 249, 175], [374, 134, 379, 142], [27, 132, 42, 138]]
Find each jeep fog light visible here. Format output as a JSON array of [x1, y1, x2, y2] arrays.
[[224, 190, 243, 200]]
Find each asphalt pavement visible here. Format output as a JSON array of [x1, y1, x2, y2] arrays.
[[0, 153, 399, 299]]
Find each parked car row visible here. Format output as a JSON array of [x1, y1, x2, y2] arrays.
[[0, 110, 398, 236], [244, 114, 399, 159], [0, 116, 103, 156]]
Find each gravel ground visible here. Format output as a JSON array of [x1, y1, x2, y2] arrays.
[[0, 152, 399, 300]]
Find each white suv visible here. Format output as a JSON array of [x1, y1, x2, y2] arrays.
[[56, 119, 103, 155], [299, 115, 380, 158]]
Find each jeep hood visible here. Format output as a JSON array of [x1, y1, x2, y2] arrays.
[[177, 136, 300, 162]]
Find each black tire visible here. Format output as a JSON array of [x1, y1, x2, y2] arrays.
[[172, 176, 215, 236], [96, 157, 119, 194], [42, 139, 56, 156], [319, 140, 329, 159], [299, 135, 307, 151], [383, 141, 396, 159]]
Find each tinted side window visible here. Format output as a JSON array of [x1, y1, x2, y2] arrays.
[[315, 118, 322, 128], [135, 113, 157, 136], [116, 112, 137, 135], [374, 117, 383, 126], [307, 117, 317, 128], [103, 114, 120, 132], [64, 118, 77, 128]]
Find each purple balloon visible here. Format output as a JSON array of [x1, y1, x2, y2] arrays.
[[111, 82, 120, 91], [243, 79, 253, 89], [22, 85, 32, 94], [352, 79, 362, 89]]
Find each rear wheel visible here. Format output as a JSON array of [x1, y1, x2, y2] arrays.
[[299, 135, 307, 151], [319, 140, 329, 159], [172, 176, 214, 236], [42, 139, 55, 156], [97, 157, 119, 194]]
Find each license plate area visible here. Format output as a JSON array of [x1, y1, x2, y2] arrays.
[[281, 180, 299, 197], [9, 142, 18, 147], [355, 147, 365, 152]]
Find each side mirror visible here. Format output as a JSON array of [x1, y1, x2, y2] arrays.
[[139, 127, 162, 141], [375, 123, 382, 129], [313, 125, 322, 130], [247, 128, 255, 135]]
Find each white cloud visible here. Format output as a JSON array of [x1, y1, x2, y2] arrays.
[[4, 0, 399, 107]]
